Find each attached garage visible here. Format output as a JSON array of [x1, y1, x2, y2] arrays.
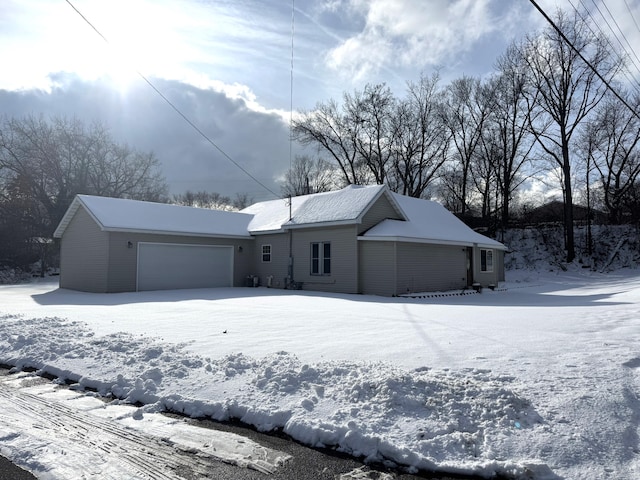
[[54, 195, 254, 293], [137, 243, 233, 291]]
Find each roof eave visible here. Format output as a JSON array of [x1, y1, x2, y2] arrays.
[[358, 235, 506, 250], [53, 196, 96, 238], [284, 219, 358, 229], [102, 226, 252, 239]]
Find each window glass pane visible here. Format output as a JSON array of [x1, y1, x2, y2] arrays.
[[481, 250, 487, 271], [487, 250, 493, 271], [311, 243, 319, 274], [323, 258, 331, 274]]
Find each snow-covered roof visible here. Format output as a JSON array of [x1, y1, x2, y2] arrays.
[[361, 193, 506, 250], [54, 195, 253, 239], [54, 187, 504, 250], [241, 184, 399, 233]]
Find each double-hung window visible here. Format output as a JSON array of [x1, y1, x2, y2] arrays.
[[262, 244, 271, 262], [311, 242, 331, 275], [480, 249, 493, 273]]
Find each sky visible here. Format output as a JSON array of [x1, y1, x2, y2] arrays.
[[2, 0, 640, 202]]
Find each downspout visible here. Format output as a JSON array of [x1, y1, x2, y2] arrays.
[[472, 243, 478, 287]]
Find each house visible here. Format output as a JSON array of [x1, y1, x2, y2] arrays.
[[53, 185, 506, 296]]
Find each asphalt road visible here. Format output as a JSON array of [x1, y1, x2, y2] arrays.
[[0, 414, 477, 480], [0, 455, 36, 480], [0, 367, 479, 480]]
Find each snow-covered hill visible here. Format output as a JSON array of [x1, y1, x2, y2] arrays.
[[502, 224, 640, 273]]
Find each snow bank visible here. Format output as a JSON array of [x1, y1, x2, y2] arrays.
[[2, 270, 640, 479], [0, 314, 549, 478]]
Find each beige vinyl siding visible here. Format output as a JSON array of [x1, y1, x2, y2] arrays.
[[396, 243, 467, 294], [359, 241, 397, 296], [59, 207, 109, 292], [250, 233, 290, 288], [497, 250, 505, 282], [107, 232, 254, 292], [472, 246, 501, 287], [292, 225, 357, 294], [358, 194, 403, 234]]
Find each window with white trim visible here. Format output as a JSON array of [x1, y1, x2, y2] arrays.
[[311, 242, 331, 275], [262, 244, 271, 262], [480, 249, 493, 273]]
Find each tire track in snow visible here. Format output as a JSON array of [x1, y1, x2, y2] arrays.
[[0, 374, 289, 479]]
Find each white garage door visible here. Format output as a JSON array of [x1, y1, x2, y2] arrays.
[[137, 243, 233, 291]]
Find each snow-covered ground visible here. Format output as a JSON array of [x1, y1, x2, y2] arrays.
[[1, 267, 640, 479]]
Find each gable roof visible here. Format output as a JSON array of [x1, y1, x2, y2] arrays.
[[241, 184, 406, 233], [53, 195, 253, 239], [361, 193, 506, 250], [54, 187, 505, 250]]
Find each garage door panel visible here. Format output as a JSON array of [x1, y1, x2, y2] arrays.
[[137, 243, 233, 291]]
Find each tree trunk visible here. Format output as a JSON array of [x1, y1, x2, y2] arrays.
[[562, 147, 575, 263]]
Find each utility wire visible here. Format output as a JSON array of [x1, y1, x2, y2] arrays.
[[570, 0, 640, 96], [64, 0, 279, 199], [529, 0, 640, 121], [585, 0, 640, 92]]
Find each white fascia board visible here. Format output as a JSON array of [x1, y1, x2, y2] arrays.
[[102, 227, 253, 240], [353, 188, 409, 224], [248, 228, 287, 235], [285, 219, 357, 230], [358, 235, 507, 250], [53, 197, 103, 238]]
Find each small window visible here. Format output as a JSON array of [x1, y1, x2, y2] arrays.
[[262, 244, 271, 262], [311, 242, 331, 275], [480, 249, 493, 273]]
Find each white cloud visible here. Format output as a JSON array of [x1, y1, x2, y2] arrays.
[[325, 0, 498, 80]]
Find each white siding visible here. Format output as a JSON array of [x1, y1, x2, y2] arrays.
[[59, 207, 109, 292], [359, 241, 397, 296], [396, 243, 467, 293], [292, 225, 358, 293], [250, 233, 290, 288]]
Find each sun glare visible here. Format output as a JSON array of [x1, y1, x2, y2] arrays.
[[62, 0, 188, 93]]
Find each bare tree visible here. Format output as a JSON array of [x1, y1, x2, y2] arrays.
[[0, 115, 167, 231], [521, 9, 621, 262], [0, 115, 167, 268], [280, 155, 335, 197], [390, 73, 449, 198], [350, 84, 396, 185], [440, 76, 494, 214], [587, 90, 640, 224], [232, 193, 253, 210], [292, 98, 365, 186], [172, 191, 235, 210], [492, 44, 539, 228]]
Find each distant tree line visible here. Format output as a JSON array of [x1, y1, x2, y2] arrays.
[[0, 113, 254, 272], [0, 115, 169, 271], [289, 9, 640, 263]]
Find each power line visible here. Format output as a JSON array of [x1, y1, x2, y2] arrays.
[[569, 0, 640, 96], [529, 0, 640, 121], [64, 0, 279, 199], [584, 0, 640, 93]]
